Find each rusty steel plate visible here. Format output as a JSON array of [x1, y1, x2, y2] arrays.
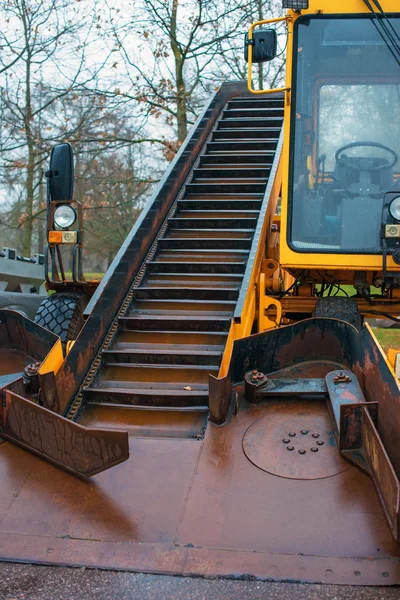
[[242, 401, 352, 480]]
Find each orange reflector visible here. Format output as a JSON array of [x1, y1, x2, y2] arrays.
[[48, 231, 63, 243], [48, 231, 78, 244]]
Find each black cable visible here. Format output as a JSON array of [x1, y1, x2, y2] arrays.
[[365, 0, 400, 52], [362, 0, 400, 65], [371, 0, 400, 45], [278, 279, 300, 299]]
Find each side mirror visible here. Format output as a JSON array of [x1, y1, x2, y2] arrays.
[[244, 29, 278, 64], [48, 143, 74, 202]]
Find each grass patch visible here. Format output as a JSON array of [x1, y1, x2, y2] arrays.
[[372, 328, 400, 354], [59, 272, 104, 281]]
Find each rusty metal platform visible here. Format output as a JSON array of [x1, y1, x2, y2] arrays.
[[0, 395, 399, 586]]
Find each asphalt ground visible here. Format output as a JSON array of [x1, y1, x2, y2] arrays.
[[0, 563, 399, 600]]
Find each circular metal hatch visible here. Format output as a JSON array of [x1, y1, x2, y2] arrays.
[[242, 401, 352, 480]]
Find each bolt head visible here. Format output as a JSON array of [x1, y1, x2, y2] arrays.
[[287, 446, 294, 451], [301, 430, 308, 435], [298, 449, 306, 455], [316, 440, 324, 446], [282, 439, 290, 444], [312, 433, 320, 438], [311, 447, 319, 453], [288, 432, 296, 437]]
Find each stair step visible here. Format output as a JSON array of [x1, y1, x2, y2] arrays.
[[144, 273, 242, 288], [175, 210, 259, 219], [228, 98, 284, 109], [83, 386, 209, 408], [185, 193, 264, 200], [213, 128, 281, 140], [101, 349, 221, 367], [147, 261, 246, 274], [193, 167, 270, 180], [165, 229, 253, 239], [128, 298, 236, 313], [99, 362, 218, 383], [207, 140, 278, 153], [167, 217, 257, 229], [114, 330, 227, 346], [156, 249, 249, 262], [200, 153, 275, 166], [177, 199, 262, 210], [223, 108, 284, 119], [134, 286, 239, 301], [185, 182, 266, 195], [79, 404, 208, 439], [119, 315, 231, 332], [218, 118, 283, 128], [111, 342, 225, 353], [158, 238, 252, 250]]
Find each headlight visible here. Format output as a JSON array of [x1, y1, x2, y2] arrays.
[[54, 204, 76, 229], [389, 196, 400, 221]]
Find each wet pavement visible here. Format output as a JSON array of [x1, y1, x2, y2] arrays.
[[0, 563, 399, 600]]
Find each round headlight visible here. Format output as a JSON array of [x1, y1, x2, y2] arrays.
[[389, 196, 400, 221], [54, 204, 76, 229]]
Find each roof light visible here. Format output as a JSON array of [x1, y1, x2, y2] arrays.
[[282, 0, 309, 9]]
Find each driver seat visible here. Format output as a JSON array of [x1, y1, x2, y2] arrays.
[[333, 156, 393, 192]]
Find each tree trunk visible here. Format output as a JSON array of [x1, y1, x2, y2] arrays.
[[21, 6, 34, 257], [170, 0, 187, 144]]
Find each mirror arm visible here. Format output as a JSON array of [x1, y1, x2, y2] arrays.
[[247, 15, 292, 96]]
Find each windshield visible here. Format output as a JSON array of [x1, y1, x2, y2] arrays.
[[289, 16, 400, 253]]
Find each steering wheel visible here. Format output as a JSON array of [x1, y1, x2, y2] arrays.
[[335, 141, 398, 172]]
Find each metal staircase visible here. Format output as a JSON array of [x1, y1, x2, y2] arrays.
[[79, 95, 284, 438]]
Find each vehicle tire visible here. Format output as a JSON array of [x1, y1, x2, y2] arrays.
[[312, 297, 363, 331], [34, 293, 85, 354]]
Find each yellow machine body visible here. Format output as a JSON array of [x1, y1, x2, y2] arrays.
[[248, 0, 400, 281]]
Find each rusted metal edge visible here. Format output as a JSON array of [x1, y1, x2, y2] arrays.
[[0, 389, 129, 478], [362, 406, 400, 541], [0, 535, 398, 586], [209, 374, 233, 425], [339, 403, 377, 474]]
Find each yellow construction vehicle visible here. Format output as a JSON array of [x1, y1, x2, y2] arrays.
[[0, 0, 399, 587]]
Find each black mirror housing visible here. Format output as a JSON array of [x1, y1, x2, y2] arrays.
[[244, 29, 278, 64], [48, 143, 74, 202]]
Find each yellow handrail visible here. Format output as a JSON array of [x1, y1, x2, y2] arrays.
[[247, 16, 291, 95]]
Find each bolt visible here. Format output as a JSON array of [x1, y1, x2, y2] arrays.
[[282, 439, 290, 444], [288, 432, 296, 437], [257, 373, 265, 380], [317, 440, 324, 446], [312, 433, 320, 438], [252, 370, 258, 375], [287, 446, 294, 451], [298, 449, 306, 455], [301, 430, 308, 435], [311, 447, 319, 453]]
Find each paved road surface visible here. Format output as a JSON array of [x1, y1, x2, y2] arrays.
[[0, 563, 399, 600]]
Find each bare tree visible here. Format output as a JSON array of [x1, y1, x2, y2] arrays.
[[107, 0, 254, 145], [0, 0, 102, 255]]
